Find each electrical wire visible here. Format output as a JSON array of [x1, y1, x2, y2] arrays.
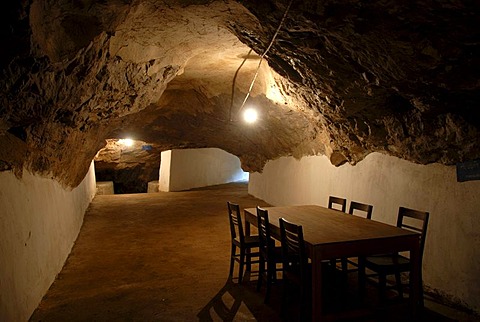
[[229, 0, 294, 122], [229, 49, 253, 122]]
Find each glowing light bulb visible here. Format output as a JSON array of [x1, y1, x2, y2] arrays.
[[243, 108, 258, 124], [119, 138, 134, 147]]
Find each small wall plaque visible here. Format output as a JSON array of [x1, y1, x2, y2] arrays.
[[456, 159, 480, 182], [142, 145, 153, 151]]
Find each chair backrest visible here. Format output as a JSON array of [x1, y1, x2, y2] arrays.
[[349, 201, 373, 219], [256, 207, 271, 257], [328, 196, 347, 212], [397, 207, 430, 260], [227, 201, 244, 243], [279, 217, 308, 278]]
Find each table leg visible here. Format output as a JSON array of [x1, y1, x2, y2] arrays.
[[244, 211, 252, 277], [409, 243, 421, 320], [312, 250, 323, 321]]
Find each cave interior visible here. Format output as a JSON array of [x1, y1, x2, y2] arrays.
[[1, 0, 479, 320]]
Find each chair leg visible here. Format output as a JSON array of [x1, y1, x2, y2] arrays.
[[229, 244, 236, 280], [358, 257, 366, 298], [419, 279, 425, 309], [238, 248, 245, 283], [257, 256, 264, 291], [414, 271, 425, 309], [281, 278, 288, 317], [395, 270, 403, 298], [264, 260, 273, 303], [245, 247, 251, 274], [340, 258, 349, 294], [418, 269, 425, 309], [300, 279, 308, 321], [379, 273, 387, 305], [264, 279, 271, 303], [281, 276, 304, 321]]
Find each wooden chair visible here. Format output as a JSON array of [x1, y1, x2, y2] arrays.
[[337, 201, 375, 272], [328, 196, 347, 212], [349, 201, 373, 219], [227, 202, 260, 283], [359, 206, 429, 306], [256, 207, 283, 303], [279, 217, 310, 321], [327, 196, 347, 269]]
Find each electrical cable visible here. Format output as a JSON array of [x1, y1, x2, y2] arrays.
[[229, 0, 294, 122], [229, 49, 253, 122]]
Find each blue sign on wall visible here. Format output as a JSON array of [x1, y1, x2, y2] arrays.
[[142, 145, 153, 151], [456, 159, 480, 182]]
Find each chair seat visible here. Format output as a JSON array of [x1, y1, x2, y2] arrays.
[[365, 254, 411, 274], [233, 235, 260, 247], [245, 235, 261, 245]]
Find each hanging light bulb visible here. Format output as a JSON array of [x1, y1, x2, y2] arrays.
[[243, 107, 258, 124], [228, 0, 293, 123], [119, 138, 134, 147]]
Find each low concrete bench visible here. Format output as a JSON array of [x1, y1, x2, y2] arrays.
[[147, 181, 159, 193], [96, 181, 114, 195]]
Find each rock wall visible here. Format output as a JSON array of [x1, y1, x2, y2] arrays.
[[234, 0, 480, 165], [94, 139, 161, 193], [249, 153, 480, 313], [0, 162, 96, 321], [1, 1, 478, 189]]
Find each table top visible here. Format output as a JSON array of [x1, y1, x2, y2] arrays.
[[244, 205, 418, 246]]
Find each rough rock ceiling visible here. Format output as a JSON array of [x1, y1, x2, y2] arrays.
[[0, 0, 479, 187]]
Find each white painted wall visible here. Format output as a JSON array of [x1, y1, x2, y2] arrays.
[[0, 162, 96, 322], [249, 152, 480, 313], [159, 148, 248, 192], [158, 150, 172, 192]]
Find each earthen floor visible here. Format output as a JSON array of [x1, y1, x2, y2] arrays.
[[30, 183, 476, 321]]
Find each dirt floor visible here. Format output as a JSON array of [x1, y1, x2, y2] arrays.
[[29, 183, 477, 321]]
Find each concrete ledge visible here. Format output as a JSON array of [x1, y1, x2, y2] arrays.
[[147, 181, 159, 193], [96, 181, 114, 195]]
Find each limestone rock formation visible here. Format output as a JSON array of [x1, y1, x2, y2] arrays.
[[94, 139, 161, 193], [1, 0, 479, 187]]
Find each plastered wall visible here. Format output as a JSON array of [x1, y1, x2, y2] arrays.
[[0, 162, 96, 321], [249, 152, 480, 313], [158, 150, 172, 192], [159, 148, 248, 192]]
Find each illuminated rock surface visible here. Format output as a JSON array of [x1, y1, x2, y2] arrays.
[[1, 0, 479, 187]]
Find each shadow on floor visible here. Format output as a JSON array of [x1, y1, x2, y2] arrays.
[[197, 272, 464, 322], [197, 279, 281, 322]]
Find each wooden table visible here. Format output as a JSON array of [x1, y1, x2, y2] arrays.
[[244, 205, 421, 321]]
